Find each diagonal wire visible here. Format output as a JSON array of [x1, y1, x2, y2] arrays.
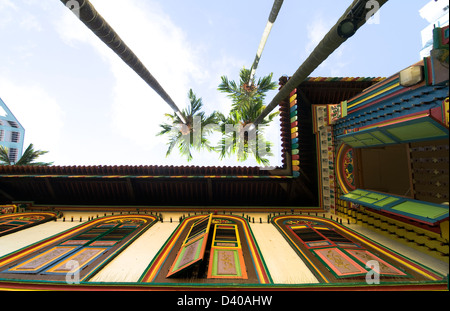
[[59, 0, 186, 123], [253, 0, 389, 126], [248, 0, 284, 86]]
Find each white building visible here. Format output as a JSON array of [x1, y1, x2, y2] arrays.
[[0, 97, 25, 164]]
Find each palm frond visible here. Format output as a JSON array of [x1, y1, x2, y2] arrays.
[[15, 144, 52, 166], [157, 89, 221, 161], [0, 146, 12, 165]]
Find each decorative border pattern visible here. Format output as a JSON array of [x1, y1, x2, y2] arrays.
[[312, 247, 368, 278], [290, 89, 300, 177], [0, 174, 294, 179], [313, 105, 336, 211]]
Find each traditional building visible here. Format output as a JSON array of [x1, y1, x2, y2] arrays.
[[0, 27, 448, 292]]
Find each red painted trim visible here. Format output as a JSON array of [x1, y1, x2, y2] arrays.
[[350, 87, 407, 114], [347, 75, 398, 104], [430, 106, 444, 124]]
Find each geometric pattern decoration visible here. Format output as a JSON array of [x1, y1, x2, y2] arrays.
[[344, 249, 407, 277], [207, 249, 247, 279], [335, 143, 355, 194], [312, 104, 337, 211], [0, 214, 157, 282], [272, 215, 444, 284], [313, 247, 368, 277]]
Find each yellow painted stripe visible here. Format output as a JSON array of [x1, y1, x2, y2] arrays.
[[348, 82, 399, 108], [289, 93, 297, 103]]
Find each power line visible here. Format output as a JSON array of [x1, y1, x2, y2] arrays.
[[60, 0, 186, 124], [248, 0, 284, 85], [253, 0, 388, 126]]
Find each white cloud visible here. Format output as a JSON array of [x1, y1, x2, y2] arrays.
[[0, 0, 16, 10], [19, 11, 43, 32], [0, 0, 44, 32], [305, 14, 332, 54], [303, 13, 350, 77], [0, 0, 17, 30]]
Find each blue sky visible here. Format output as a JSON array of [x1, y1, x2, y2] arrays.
[[0, 0, 431, 167]]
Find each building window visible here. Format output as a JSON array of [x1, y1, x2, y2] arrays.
[[0, 212, 57, 237], [10, 131, 20, 143], [8, 148, 18, 163], [141, 214, 271, 284], [273, 215, 443, 283], [0, 214, 158, 282], [0, 129, 4, 142], [7, 121, 19, 128]]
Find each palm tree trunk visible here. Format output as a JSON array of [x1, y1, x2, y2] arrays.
[[60, 0, 186, 123], [249, 0, 284, 85], [253, 0, 389, 126]]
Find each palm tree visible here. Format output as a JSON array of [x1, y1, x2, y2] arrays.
[[217, 67, 279, 165], [218, 67, 277, 111], [0, 144, 53, 166], [158, 89, 219, 161], [215, 102, 278, 165]]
